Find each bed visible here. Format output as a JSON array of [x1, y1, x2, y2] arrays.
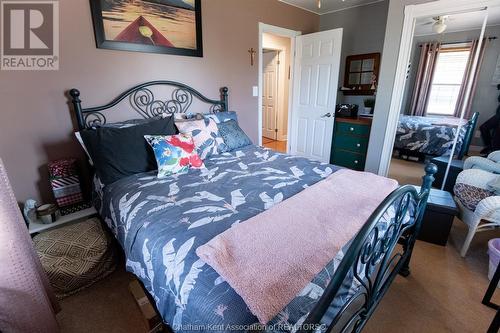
[[394, 114, 479, 158], [69, 81, 437, 333]]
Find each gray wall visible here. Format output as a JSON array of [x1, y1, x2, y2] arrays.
[[319, 0, 389, 107], [365, 0, 437, 174], [401, 27, 500, 147]]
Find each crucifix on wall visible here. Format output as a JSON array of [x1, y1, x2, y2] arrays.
[[248, 48, 256, 66]]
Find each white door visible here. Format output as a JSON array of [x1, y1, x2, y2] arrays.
[[290, 29, 343, 162], [262, 51, 279, 140]]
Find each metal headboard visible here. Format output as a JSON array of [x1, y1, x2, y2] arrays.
[[69, 81, 229, 130]]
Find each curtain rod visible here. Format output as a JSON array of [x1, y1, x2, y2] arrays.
[[418, 36, 497, 47]]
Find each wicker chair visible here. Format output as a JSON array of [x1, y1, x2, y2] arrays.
[[464, 151, 500, 174], [455, 169, 500, 257]]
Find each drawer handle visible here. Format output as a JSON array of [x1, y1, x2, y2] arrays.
[[350, 127, 354, 131], [354, 160, 359, 164], [356, 143, 361, 147]]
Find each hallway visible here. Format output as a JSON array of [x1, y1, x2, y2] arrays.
[[262, 137, 287, 153]]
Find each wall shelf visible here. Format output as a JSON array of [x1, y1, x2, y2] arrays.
[[28, 207, 97, 235], [341, 89, 376, 96]]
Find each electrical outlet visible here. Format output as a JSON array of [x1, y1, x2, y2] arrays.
[[475, 130, 481, 138]]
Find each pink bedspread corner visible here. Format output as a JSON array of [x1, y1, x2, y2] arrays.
[[196, 169, 398, 324]]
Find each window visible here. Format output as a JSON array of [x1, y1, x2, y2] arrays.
[[426, 47, 471, 116]]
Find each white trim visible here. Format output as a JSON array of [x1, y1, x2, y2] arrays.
[[319, 0, 386, 15], [258, 23, 301, 153], [277, 0, 385, 15], [378, 0, 500, 177]]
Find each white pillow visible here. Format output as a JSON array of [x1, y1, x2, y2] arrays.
[[74, 131, 94, 165]]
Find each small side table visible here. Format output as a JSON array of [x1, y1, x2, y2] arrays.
[[29, 207, 97, 235], [430, 156, 464, 193], [413, 186, 458, 246], [483, 262, 500, 333]]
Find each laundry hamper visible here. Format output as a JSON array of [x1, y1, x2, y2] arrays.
[[33, 218, 117, 299], [489, 238, 500, 287]]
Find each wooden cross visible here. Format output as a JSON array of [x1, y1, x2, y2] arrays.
[[248, 48, 256, 66]]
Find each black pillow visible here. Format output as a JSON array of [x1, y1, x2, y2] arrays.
[[80, 116, 176, 185]]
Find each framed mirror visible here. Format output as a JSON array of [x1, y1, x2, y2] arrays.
[[343, 53, 381, 95]]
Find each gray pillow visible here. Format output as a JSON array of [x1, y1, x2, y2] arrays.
[[217, 120, 252, 151]]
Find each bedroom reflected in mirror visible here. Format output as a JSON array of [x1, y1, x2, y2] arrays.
[[387, 7, 494, 191]]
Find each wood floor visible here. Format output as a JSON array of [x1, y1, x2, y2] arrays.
[[262, 137, 287, 153], [57, 221, 499, 332]]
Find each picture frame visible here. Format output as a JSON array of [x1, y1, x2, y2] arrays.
[[89, 0, 203, 57]]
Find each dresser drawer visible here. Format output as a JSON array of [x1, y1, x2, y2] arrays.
[[334, 135, 368, 153], [331, 149, 365, 171], [335, 122, 370, 136]]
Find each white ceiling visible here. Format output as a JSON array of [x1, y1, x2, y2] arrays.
[[415, 7, 500, 36], [278, 0, 385, 15]]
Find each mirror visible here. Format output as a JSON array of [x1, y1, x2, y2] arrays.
[[343, 53, 381, 95], [387, 8, 491, 189]]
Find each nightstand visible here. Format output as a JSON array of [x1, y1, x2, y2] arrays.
[[413, 186, 458, 246], [430, 155, 464, 193], [28, 207, 97, 235], [330, 116, 372, 171]]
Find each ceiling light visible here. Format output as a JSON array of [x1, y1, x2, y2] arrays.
[[317, 0, 321, 9], [433, 21, 447, 34]]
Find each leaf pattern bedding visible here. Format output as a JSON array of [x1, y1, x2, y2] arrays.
[[395, 115, 469, 156], [98, 145, 394, 332]]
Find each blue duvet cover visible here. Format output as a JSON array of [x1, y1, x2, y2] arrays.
[[395, 115, 469, 156], [98, 145, 393, 332]]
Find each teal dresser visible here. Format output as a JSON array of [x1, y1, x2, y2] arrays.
[[330, 117, 372, 171]]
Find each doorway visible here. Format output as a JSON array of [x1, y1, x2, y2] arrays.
[[261, 34, 291, 153], [258, 23, 343, 161]]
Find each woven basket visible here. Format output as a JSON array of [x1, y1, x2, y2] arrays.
[[33, 218, 117, 299]]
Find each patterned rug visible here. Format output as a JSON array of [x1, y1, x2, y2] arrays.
[[33, 218, 117, 299]]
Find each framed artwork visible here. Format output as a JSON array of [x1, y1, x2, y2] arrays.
[[89, 0, 202, 57]]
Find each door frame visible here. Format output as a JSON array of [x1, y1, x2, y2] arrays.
[[258, 23, 301, 151], [378, 0, 500, 176], [262, 49, 281, 141]]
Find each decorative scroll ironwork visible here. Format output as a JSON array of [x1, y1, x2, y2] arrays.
[[298, 164, 437, 333], [84, 112, 106, 128], [69, 81, 228, 130], [130, 87, 195, 118]]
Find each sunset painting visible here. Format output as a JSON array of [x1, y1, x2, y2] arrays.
[[90, 0, 203, 57]]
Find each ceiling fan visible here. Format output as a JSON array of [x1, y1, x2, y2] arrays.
[[421, 16, 451, 34], [315, 0, 347, 10]]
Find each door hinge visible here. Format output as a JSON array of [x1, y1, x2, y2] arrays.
[[277, 60, 280, 65], [275, 129, 279, 133]]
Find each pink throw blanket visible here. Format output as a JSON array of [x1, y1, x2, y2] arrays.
[[196, 169, 398, 324]]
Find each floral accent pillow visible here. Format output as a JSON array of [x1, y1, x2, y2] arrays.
[[175, 118, 227, 159], [144, 134, 204, 178]]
